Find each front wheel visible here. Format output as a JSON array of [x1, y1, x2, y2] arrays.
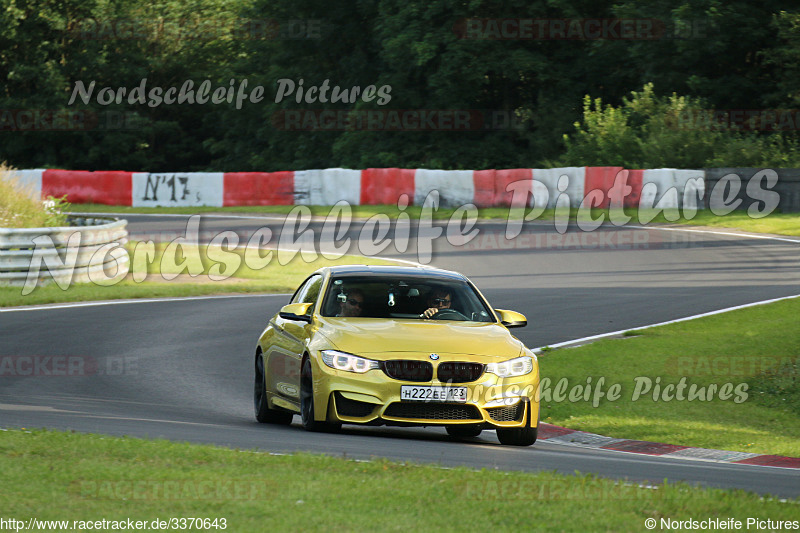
[[254, 354, 293, 425], [300, 357, 340, 433], [496, 403, 537, 446]]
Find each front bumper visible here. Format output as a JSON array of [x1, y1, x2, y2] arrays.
[[310, 354, 540, 429]]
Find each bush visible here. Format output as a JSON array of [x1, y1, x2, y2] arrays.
[[554, 84, 800, 168], [0, 164, 70, 228]]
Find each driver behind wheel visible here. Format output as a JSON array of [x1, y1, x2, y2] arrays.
[[421, 288, 452, 318], [337, 288, 365, 317]]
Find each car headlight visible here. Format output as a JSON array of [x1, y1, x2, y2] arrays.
[[485, 356, 534, 378], [321, 350, 380, 373]]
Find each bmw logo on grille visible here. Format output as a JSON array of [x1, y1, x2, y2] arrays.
[[429, 353, 439, 360]]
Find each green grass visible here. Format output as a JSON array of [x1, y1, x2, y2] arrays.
[[628, 208, 800, 236], [0, 242, 399, 307], [1, 429, 797, 532], [129, 241, 398, 283], [68, 203, 800, 236], [0, 282, 273, 307], [0, 166, 70, 228], [67, 203, 525, 220], [538, 297, 800, 456]]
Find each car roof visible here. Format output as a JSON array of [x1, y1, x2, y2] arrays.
[[322, 264, 468, 281]]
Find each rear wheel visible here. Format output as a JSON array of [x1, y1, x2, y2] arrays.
[[300, 357, 341, 432], [496, 403, 537, 446], [254, 354, 293, 425], [445, 425, 482, 438]]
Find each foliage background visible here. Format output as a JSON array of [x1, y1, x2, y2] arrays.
[[1, 1, 799, 171]]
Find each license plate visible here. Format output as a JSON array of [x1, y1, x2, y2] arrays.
[[400, 386, 467, 403]]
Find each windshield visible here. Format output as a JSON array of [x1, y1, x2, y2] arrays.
[[321, 275, 494, 322]]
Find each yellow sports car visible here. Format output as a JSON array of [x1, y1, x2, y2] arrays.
[[253, 265, 540, 445]]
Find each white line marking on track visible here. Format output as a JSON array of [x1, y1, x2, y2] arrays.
[[0, 293, 291, 313], [69, 211, 416, 224], [72, 212, 800, 242], [627, 224, 800, 244], [63, 412, 245, 428], [67, 211, 291, 221], [536, 293, 800, 351]]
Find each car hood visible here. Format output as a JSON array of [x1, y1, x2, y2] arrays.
[[317, 318, 524, 360]]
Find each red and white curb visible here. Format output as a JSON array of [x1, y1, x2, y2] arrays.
[[538, 423, 800, 468]]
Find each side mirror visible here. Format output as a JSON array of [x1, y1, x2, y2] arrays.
[[279, 302, 313, 323], [495, 309, 527, 328]]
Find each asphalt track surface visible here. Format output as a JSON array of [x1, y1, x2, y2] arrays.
[[2, 214, 799, 498]]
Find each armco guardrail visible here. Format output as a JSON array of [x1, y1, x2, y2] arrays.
[[0, 217, 129, 287], [705, 168, 800, 213]]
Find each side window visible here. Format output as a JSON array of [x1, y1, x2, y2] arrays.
[[291, 275, 323, 306], [302, 276, 323, 305], [289, 280, 308, 304]]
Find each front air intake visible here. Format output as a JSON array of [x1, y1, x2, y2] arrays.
[[384, 402, 481, 420], [487, 401, 524, 422], [334, 392, 377, 418]]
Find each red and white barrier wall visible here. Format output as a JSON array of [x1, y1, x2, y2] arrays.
[[43, 170, 133, 205], [223, 171, 294, 206], [360, 168, 416, 205], [295, 168, 363, 205], [10, 167, 707, 209], [7, 169, 45, 200]]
